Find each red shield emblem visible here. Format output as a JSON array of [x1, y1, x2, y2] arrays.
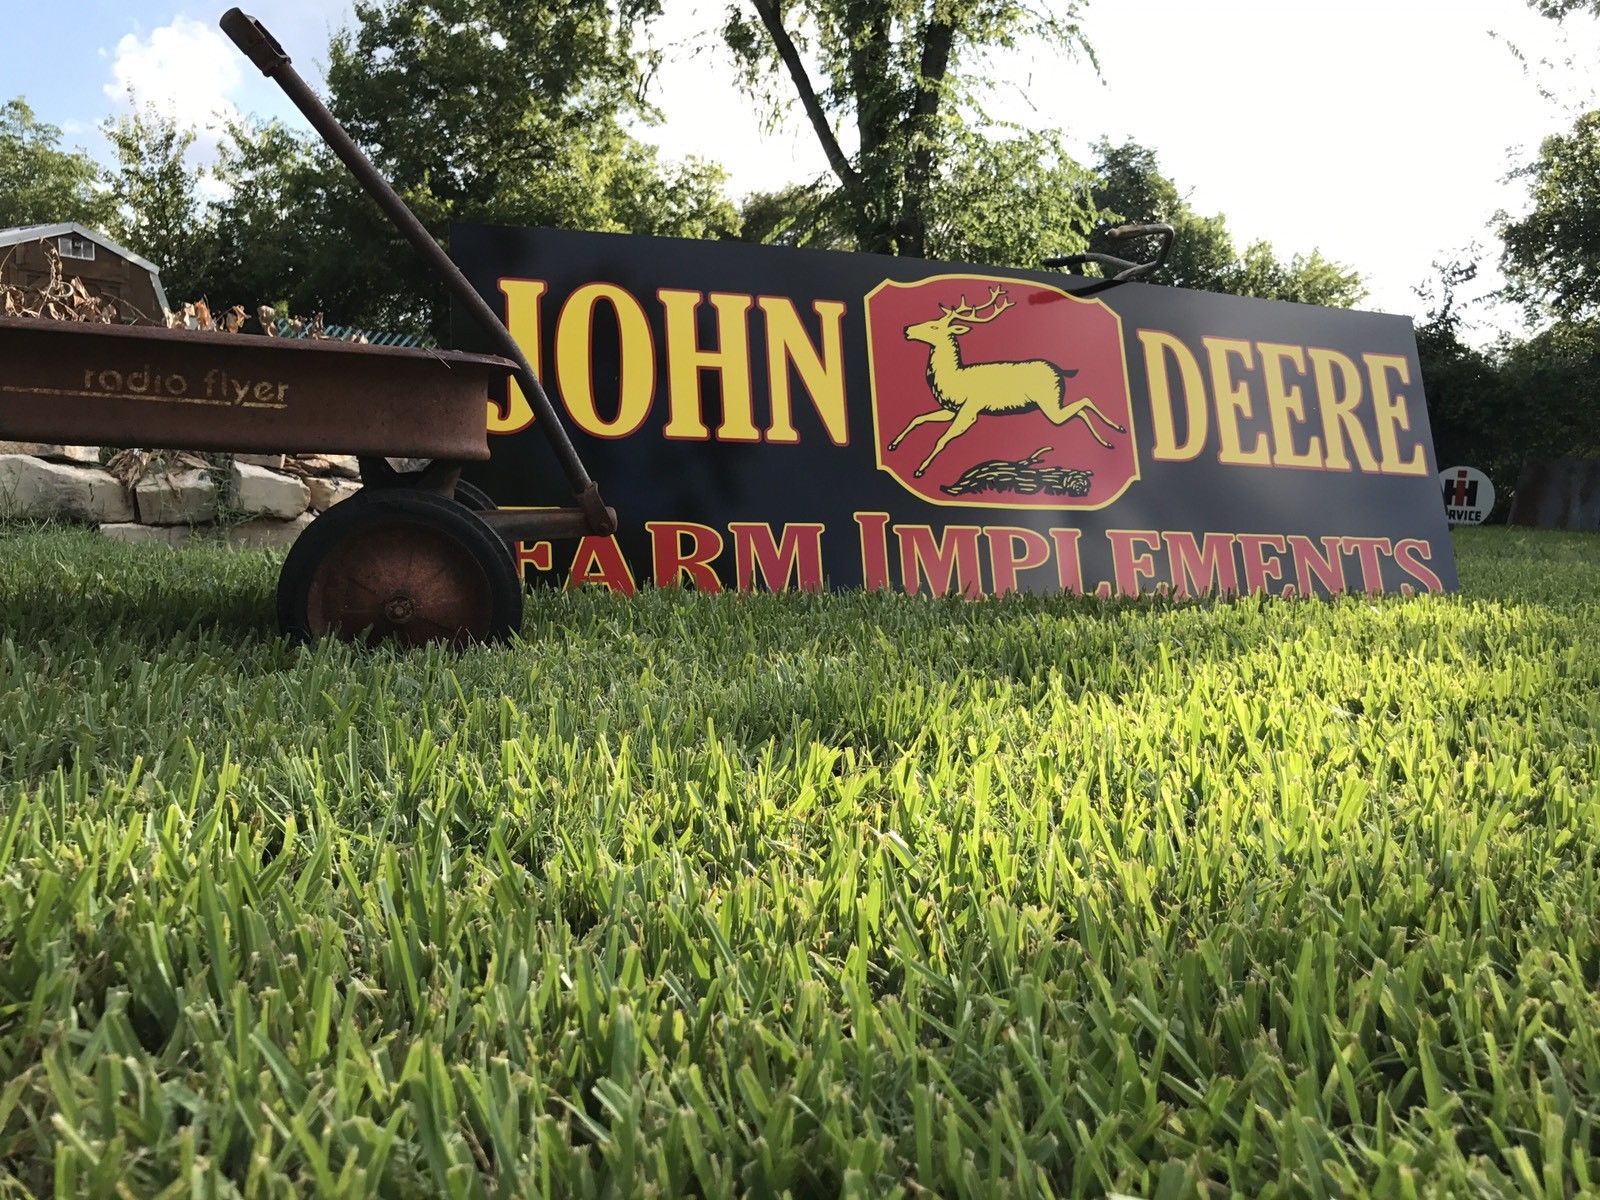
[[865, 274, 1139, 509]]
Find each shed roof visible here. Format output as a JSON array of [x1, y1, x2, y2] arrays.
[[0, 222, 170, 314]]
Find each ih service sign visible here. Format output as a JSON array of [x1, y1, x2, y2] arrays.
[[1439, 465, 1495, 525], [451, 224, 1457, 598]]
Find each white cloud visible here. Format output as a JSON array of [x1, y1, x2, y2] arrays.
[[104, 15, 243, 133]]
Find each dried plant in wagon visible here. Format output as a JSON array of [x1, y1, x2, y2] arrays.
[[0, 242, 148, 324]]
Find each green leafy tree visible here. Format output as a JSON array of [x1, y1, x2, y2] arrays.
[[923, 127, 1099, 268], [310, 0, 737, 333], [1500, 110, 1600, 321], [1497, 319, 1600, 470], [1527, 0, 1597, 15], [737, 127, 1100, 271], [204, 119, 343, 320], [1414, 259, 1600, 505], [738, 181, 854, 250], [0, 98, 115, 231], [103, 104, 211, 309], [1090, 140, 1236, 291], [1413, 261, 1509, 488], [1091, 140, 1365, 307], [724, 0, 1094, 259], [1222, 241, 1366, 309]]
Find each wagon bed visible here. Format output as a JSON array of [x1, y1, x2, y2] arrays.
[[0, 316, 510, 463]]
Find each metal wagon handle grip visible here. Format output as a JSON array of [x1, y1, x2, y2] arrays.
[[221, 8, 290, 75], [218, 8, 615, 536]]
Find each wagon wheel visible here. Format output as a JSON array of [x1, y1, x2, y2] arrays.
[[452, 479, 497, 512], [277, 488, 522, 647], [443, 478, 520, 579], [357, 456, 497, 511]]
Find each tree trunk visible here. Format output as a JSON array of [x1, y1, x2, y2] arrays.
[[898, 16, 955, 260]]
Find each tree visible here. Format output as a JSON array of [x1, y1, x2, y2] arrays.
[[1414, 259, 1600, 504], [737, 127, 1101, 270], [1221, 242, 1366, 309], [90, 0, 738, 334], [204, 119, 344, 320], [1413, 261, 1508, 487], [738, 181, 854, 250], [1090, 141, 1235, 291], [309, 0, 737, 334], [103, 104, 211, 309], [0, 98, 115, 231], [922, 127, 1099, 269], [1500, 110, 1600, 321], [1527, 0, 1597, 15], [723, 0, 1093, 259], [1091, 140, 1365, 307]]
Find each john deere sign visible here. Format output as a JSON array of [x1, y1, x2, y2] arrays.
[[452, 225, 1456, 597]]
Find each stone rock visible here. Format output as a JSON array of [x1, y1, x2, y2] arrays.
[[216, 512, 314, 549], [0, 454, 134, 523], [99, 522, 191, 548], [136, 468, 218, 525], [297, 454, 361, 479], [308, 477, 362, 512], [231, 461, 310, 519], [234, 453, 286, 469], [0, 442, 102, 465]]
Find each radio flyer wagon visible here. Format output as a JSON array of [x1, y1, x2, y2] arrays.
[[0, 9, 614, 648]]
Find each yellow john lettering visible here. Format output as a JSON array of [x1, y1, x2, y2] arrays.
[[760, 298, 849, 445], [491, 279, 547, 434], [659, 290, 758, 441], [556, 283, 655, 439]]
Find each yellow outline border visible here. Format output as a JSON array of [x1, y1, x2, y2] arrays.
[[863, 273, 1141, 512]]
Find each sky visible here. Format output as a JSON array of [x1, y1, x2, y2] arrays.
[[4, 0, 1596, 339]]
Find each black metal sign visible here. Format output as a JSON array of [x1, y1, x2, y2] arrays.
[[451, 224, 1457, 597]]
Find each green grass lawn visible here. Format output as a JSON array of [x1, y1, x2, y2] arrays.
[[0, 525, 1596, 1198]]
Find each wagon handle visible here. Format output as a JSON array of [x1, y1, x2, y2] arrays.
[[220, 8, 615, 535]]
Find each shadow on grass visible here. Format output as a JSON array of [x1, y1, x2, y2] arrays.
[[0, 524, 280, 646]]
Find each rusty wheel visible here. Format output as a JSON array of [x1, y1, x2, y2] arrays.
[[453, 479, 497, 512], [277, 488, 522, 647]]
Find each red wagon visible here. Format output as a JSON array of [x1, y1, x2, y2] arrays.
[[0, 10, 614, 647]]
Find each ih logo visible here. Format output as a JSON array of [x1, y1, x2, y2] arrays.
[[864, 274, 1139, 509], [1444, 469, 1478, 509]]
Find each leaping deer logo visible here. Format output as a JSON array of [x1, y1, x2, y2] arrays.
[[889, 286, 1127, 478]]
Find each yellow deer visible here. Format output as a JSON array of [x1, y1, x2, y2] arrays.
[[890, 286, 1126, 477]]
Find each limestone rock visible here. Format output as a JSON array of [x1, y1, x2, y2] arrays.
[[0, 455, 134, 523], [217, 512, 314, 549], [296, 454, 361, 479], [308, 477, 362, 512], [0, 442, 102, 465], [100, 523, 191, 548], [234, 453, 286, 469], [136, 468, 218, 525], [231, 461, 310, 519]]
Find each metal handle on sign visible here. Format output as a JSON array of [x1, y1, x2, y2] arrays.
[[1042, 222, 1176, 283]]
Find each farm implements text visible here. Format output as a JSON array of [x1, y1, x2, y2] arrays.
[[508, 521, 1445, 598]]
